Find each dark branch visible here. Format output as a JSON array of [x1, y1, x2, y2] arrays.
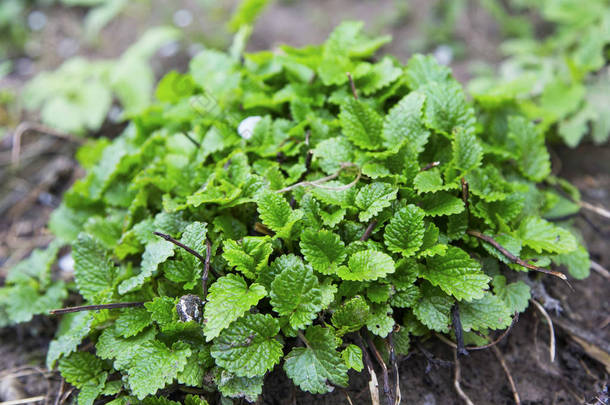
[[50, 302, 145, 315], [460, 177, 469, 210], [181, 131, 201, 148], [367, 335, 394, 405], [467, 230, 567, 280], [420, 161, 440, 172], [452, 304, 469, 356], [346, 72, 358, 100], [360, 220, 378, 242], [202, 239, 212, 300], [436, 313, 520, 351], [154, 231, 205, 262]]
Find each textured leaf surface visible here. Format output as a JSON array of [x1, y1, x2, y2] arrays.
[[337, 250, 395, 281], [493, 276, 530, 313], [73, 234, 118, 302], [340, 98, 384, 150], [341, 344, 363, 372], [382, 91, 428, 153], [299, 229, 346, 275], [284, 326, 348, 394], [413, 283, 453, 332], [459, 293, 512, 331], [355, 183, 398, 222], [423, 246, 489, 301], [257, 190, 303, 239], [384, 204, 426, 256], [518, 217, 578, 254], [119, 240, 174, 294], [270, 256, 323, 329], [331, 295, 370, 334], [211, 314, 282, 377], [203, 274, 267, 341]]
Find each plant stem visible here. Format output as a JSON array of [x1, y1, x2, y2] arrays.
[[346, 72, 358, 99], [360, 220, 378, 242], [467, 230, 567, 280], [50, 302, 145, 315]]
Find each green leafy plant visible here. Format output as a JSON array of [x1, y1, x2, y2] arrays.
[[22, 26, 179, 135], [1, 21, 591, 404], [468, 0, 610, 146]]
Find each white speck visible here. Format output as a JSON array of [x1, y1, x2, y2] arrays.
[[58, 254, 74, 275], [422, 393, 436, 405], [238, 116, 262, 140], [57, 38, 79, 59], [173, 9, 193, 28], [158, 41, 180, 58], [433, 45, 453, 66], [108, 106, 123, 122], [28, 11, 47, 31]]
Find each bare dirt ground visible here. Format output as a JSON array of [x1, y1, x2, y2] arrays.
[[1, 1, 608, 404]]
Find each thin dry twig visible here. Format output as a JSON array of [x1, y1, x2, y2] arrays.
[[202, 239, 212, 300], [367, 335, 394, 405], [341, 388, 354, 405], [11, 122, 83, 167], [420, 161, 440, 172], [491, 345, 521, 405], [360, 220, 378, 242], [346, 72, 358, 99], [591, 261, 610, 280], [53, 379, 65, 405], [0, 396, 46, 405], [275, 162, 361, 194], [453, 349, 474, 405], [452, 304, 468, 356], [153, 232, 220, 277], [460, 177, 469, 210], [531, 299, 556, 363], [467, 230, 567, 280], [387, 331, 400, 405], [50, 302, 145, 315], [356, 333, 380, 405], [579, 201, 610, 219]]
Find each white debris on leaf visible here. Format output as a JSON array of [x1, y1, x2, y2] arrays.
[[58, 253, 74, 276], [238, 116, 262, 140]]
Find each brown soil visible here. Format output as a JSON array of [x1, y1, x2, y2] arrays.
[[1, 1, 609, 405]]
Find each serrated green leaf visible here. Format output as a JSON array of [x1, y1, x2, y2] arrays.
[[382, 91, 429, 153], [384, 204, 426, 257], [59, 352, 107, 405], [493, 276, 530, 313], [331, 295, 370, 334], [341, 344, 364, 372], [413, 283, 453, 333], [73, 234, 118, 302], [459, 293, 512, 331], [448, 126, 483, 178], [419, 191, 465, 217], [517, 216, 578, 254], [214, 369, 263, 403], [119, 240, 174, 295], [553, 244, 590, 279], [340, 98, 384, 150], [203, 274, 267, 341], [257, 190, 303, 239], [404, 54, 452, 89], [423, 246, 489, 301], [127, 341, 191, 399], [114, 308, 151, 338], [223, 236, 273, 279], [507, 116, 550, 182], [300, 229, 347, 275], [270, 256, 324, 329], [390, 284, 421, 308], [355, 183, 398, 222], [284, 325, 348, 394], [211, 313, 282, 377], [47, 312, 94, 368], [337, 250, 395, 281], [366, 303, 394, 337], [421, 81, 475, 136]]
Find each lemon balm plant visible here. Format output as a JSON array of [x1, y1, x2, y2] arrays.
[[0, 21, 591, 404]]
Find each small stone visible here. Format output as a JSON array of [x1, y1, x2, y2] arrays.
[[176, 294, 204, 323]]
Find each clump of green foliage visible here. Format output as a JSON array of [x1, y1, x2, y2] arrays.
[[22, 26, 179, 135], [468, 0, 610, 146], [0, 21, 591, 404]]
